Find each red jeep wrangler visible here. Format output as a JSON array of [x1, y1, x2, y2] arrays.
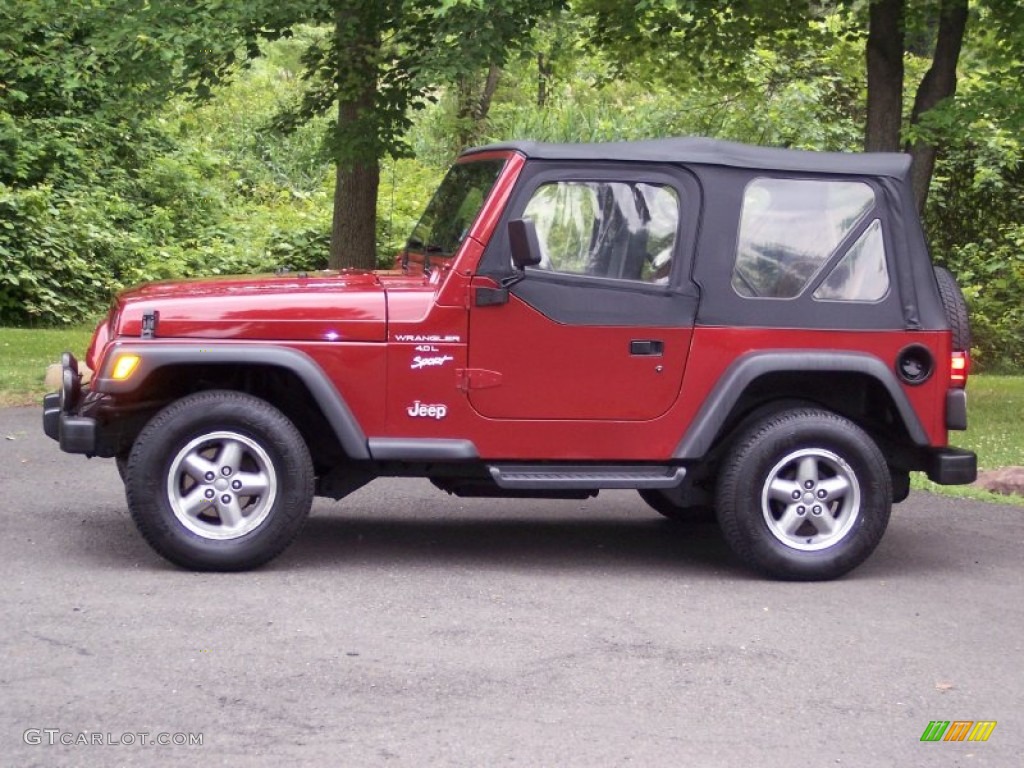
[[44, 138, 977, 579]]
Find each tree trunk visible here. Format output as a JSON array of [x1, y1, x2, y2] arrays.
[[330, 98, 380, 271], [454, 76, 476, 152], [329, 4, 380, 270], [865, 0, 905, 152], [537, 52, 551, 108], [477, 64, 502, 124], [454, 64, 502, 153], [906, 0, 968, 212]]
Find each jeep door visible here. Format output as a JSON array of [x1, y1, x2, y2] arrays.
[[467, 164, 700, 421]]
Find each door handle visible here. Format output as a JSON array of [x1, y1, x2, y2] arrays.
[[630, 340, 664, 356]]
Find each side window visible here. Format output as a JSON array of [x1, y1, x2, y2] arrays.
[[732, 178, 875, 299], [814, 219, 889, 302], [522, 181, 679, 284]]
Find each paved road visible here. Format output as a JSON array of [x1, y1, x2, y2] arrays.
[[1, 405, 1021, 767]]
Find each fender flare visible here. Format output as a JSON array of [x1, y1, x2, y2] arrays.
[[673, 350, 929, 460], [93, 343, 370, 460]]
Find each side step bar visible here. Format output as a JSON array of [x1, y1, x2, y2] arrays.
[[488, 464, 686, 491]]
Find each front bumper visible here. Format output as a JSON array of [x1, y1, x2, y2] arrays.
[[42, 392, 98, 454], [42, 352, 99, 455]]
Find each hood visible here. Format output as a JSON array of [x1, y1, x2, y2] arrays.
[[113, 271, 388, 342]]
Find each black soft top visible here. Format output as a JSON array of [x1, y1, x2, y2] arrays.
[[464, 137, 911, 180]]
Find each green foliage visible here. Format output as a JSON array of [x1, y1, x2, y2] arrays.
[[945, 230, 1024, 372], [0, 1, 177, 322], [0, 2, 139, 186], [578, 0, 812, 89], [0, 184, 139, 324], [266, 1, 564, 165], [0, 0, 1020, 369], [0, 8, 457, 325], [377, 158, 446, 263], [462, 9, 865, 151], [920, 7, 1024, 371]]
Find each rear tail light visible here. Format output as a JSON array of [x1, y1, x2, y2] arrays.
[[950, 351, 969, 387]]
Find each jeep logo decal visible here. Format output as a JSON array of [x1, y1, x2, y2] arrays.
[[407, 401, 448, 419]]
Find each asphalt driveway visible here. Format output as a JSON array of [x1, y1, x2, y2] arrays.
[[1, 405, 1021, 767]]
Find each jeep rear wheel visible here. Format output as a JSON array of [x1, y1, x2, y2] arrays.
[[125, 390, 313, 571], [715, 408, 891, 580]]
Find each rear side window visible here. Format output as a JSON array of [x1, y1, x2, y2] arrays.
[[813, 219, 889, 302], [732, 179, 879, 299], [523, 181, 679, 284]]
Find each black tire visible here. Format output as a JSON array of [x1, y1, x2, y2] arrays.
[[715, 408, 892, 581], [890, 468, 910, 504], [934, 266, 971, 351], [125, 390, 314, 571], [115, 454, 129, 483], [637, 489, 715, 523]]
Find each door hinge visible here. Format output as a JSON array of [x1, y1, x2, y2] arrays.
[[456, 368, 503, 392], [474, 286, 509, 307]]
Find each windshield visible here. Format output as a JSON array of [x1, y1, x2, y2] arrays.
[[406, 159, 505, 261]]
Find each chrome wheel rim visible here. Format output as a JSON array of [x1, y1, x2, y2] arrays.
[[166, 431, 277, 540], [760, 448, 861, 551]]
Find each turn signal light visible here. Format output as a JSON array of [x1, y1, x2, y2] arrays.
[[950, 351, 969, 387], [111, 354, 141, 380]]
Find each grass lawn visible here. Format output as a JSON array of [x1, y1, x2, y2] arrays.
[[912, 374, 1024, 505], [0, 325, 96, 406], [958, 375, 1024, 469]]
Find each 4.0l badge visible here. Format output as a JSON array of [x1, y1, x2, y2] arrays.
[[406, 401, 448, 419]]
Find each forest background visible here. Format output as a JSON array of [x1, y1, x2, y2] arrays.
[[1, 0, 1021, 370]]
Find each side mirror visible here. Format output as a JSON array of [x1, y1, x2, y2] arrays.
[[508, 218, 542, 270]]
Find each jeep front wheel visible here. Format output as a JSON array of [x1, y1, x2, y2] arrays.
[[715, 408, 891, 581], [125, 391, 314, 571]]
